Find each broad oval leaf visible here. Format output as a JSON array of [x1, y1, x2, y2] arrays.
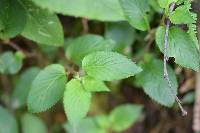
[[109, 104, 143, 132], [66, 34, 116, 65], [0, 106, 18, 133], [105, 22, 136, 52], [0, 51, 24, 74], [12, 67, 41, 109], [156, 26, 199, 71], [0, 0, 26, 39], [30, 0, 124, 21], [64, 79, 92, 127], [21, 113, 47, 133], [82, 51, 142, 81], [20, 0, 64, 45], [119, 0, 150, 31], [28, 64, 66, 113], [136, 59, 178, 106], [81, 76, 109, 92]]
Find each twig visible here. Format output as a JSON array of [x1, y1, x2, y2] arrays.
[[193, 0, 200, 131], [3, 40, 34, 58], [193, 72, 200, 131], [81, 18, 89, 34], [163, 2, 187, 116]]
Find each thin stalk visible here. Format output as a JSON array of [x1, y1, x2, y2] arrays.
[[163, 2, 187, 116]]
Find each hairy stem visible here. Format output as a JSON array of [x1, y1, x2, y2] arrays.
[[163, 2, 187, 116]]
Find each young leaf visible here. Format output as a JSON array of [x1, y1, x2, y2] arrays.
[[169, 5, 194, 24], [0, 0, 26, 39], [21, 113, 47, 133], [109, 104, 143, 132], [81, 76, 109, 92], [82, 51, 142, 81], [66, 34, 116, 65], [29, 0, 124, 21], [28, 64, 66, 113], [156, 26, 199, 71], [105, 22, 135, 52], [0, 51, 24, 74], [12, 67, 41, 109], [119, 0, 150, 31], [64, 79, 92, 127], [136, 59, 178, 107], [0, 106, 18, 133], [20, 0, 64, 45]]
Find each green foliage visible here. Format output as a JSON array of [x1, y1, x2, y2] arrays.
[[30, 0, 125, 21], [66, 34, 116, 65], [0, 106, 18, 133], [64, 79, 92, 128], [136, 59, 177, 106], [156, 26, 199, 71], [169, 5, 194, 24], [65, 104, 143, 133], [20, 0, 64, 45], [12, 67, 41, 108], [0, 51, 24, 74], [158, 0, 177, 8], [81, 76, 109, 92], [21, 113, 47, 133], [28, 64, 66, 112], [0, 0, 199, 132], [119, 0, 150, 31], [109, 104, 143, 132], [64, 115, 108, 133], [182, 91, 195, 104], [105, 22, 135, 52], [82, 51, 142, 81], [0, 0, 26, 39]]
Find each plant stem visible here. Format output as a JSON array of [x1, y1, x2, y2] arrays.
[[3, 40, 34, 58], [163, 2, 187, 116]]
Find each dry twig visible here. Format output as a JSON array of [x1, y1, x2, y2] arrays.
[[163, 2, 187, 116]]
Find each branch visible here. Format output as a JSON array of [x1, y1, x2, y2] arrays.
[[163, 2, 187, 116], [3, 40, 34, 58], [81, 18, 89, 34]]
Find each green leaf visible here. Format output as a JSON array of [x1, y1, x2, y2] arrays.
[[64, 116, 107, 133], [81, 76, 109, 92], [21, 113, 47, 133], [0, 0, 26, 39], [28, 64, 66, 113], [66, 34, 116, 65], [105, 22, 135, 52], [109, 104, 143, 132], [0, 51, 24, 74], [82, 51, 142, 81], [12, 67, 41, 109], [169, 5, 194, 24], [30, 0, 124, 21], [64, 79, 92, 127], [136, 59, 177, 106], [149, 0, 163, 13], [158, 0, 177, 8], [156, 26, 199, 71], [0, 106, 18, 133], [182, 91, 195, 104], [119, 0, 150, 31], [20, 0, 64, 45]]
